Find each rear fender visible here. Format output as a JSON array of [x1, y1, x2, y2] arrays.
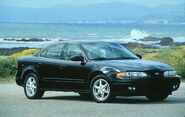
[[21, 65, 39, 81]]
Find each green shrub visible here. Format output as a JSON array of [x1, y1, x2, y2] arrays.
[[158, 48, 185, 79], [0, 58, 16, 78], [0, 48, 38, 79]]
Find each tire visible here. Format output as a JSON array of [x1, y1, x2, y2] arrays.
[[146, 93, 169, 101], [90, 75, 113, 103], [24, 73, 44, 99]]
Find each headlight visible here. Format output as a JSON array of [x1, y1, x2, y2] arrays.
[[117, 72, 147, 79], [164, 71, 176, 77]]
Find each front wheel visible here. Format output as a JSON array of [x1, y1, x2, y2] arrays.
[[145, 93, 169, 101], [90, 75, 112, 103], [24, 73, 44, 99]]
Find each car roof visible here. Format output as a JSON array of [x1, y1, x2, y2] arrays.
[[39, 40, 121, 51], [56, 40, 119, 45]]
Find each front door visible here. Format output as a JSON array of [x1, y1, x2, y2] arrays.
[[61, 43, 90, 89]]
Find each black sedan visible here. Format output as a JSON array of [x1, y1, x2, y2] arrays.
[[15, 41, 181, 102]]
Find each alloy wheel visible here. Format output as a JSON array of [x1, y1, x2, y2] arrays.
[[92, 78, 110, 101], [25, 76, 37, 97]]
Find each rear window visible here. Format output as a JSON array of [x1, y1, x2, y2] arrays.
[[40, 44, 64, 59]]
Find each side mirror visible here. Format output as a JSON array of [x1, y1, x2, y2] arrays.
[[136, 54, 142, 59], [71, 56, 85, 62]]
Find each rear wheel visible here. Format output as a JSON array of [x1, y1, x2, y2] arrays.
[[90, 75, 113, 103], [146, 93, 169, 101], [24, 73, 44, 99]]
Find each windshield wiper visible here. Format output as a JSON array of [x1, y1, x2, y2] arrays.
[[90, 58, 109, 61]]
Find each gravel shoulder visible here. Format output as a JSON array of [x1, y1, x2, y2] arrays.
[[0, 82, 185, 117]]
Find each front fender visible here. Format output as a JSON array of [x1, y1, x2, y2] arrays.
[[100, 66, 120, 81], [87, 66, 119, 87]]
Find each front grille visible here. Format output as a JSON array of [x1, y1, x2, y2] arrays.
[[147, 71, 164, 78]]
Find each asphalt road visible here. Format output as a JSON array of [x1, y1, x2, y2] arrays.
[[0, 82, 185, 117]]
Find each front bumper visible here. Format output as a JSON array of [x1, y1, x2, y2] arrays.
[[111, 76, 181, 96]]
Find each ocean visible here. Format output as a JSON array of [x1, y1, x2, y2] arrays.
[[0, 23, 185, 48]]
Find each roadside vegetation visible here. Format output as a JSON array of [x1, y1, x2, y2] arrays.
[[10, 48, 37, 59], [0, 49, 38, 82], [0, 45, 184, 83]]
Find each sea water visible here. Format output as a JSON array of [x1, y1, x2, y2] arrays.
[[0, 23, 185, 48]]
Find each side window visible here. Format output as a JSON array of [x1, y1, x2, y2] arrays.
[[40, 49, 47, 57], [64, 44, 83, 60], [45, 44, 64, 59]]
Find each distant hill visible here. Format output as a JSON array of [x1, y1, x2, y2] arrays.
[[0, 2, 184, 23]]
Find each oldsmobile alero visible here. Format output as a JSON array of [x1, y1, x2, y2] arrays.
[[15, 41, 181, 102]]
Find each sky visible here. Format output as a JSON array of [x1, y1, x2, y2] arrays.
[[0, 0, 184, 7]]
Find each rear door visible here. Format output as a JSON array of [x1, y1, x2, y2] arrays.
[[37, 44, 65, 88]]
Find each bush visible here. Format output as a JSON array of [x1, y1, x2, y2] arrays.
[[0, 48, 38, 78], [0, 58, 16, 78], [158, 47, 185, 79]]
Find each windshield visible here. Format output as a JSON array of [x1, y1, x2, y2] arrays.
[[81, 43, 138, 60]]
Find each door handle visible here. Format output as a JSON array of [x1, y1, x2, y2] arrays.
[[59, 65, 66, 69], [38, 63, 42, 65], [36, 63, 42, 67]]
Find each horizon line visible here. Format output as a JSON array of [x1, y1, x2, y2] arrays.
[[0, 1, 184, 8]]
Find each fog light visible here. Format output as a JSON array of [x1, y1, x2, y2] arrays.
[[128, 87, 136, 91], [173, 85, 178, 90]]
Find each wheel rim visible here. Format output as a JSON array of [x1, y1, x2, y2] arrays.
[[25, 76, 37, 97], [93, 79, 110, 101]]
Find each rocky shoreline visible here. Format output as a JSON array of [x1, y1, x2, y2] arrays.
[[3, 36, 184, 45], [0, 36, 185, 56], [125, 36, 185, 49], [4, 38, 51, 42], [137, 36, 174, 46]]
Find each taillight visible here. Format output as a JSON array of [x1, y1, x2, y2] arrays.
[[16, 62, 21, 69]]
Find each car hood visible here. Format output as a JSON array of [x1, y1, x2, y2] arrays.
[[96, 59, 174, 71]]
